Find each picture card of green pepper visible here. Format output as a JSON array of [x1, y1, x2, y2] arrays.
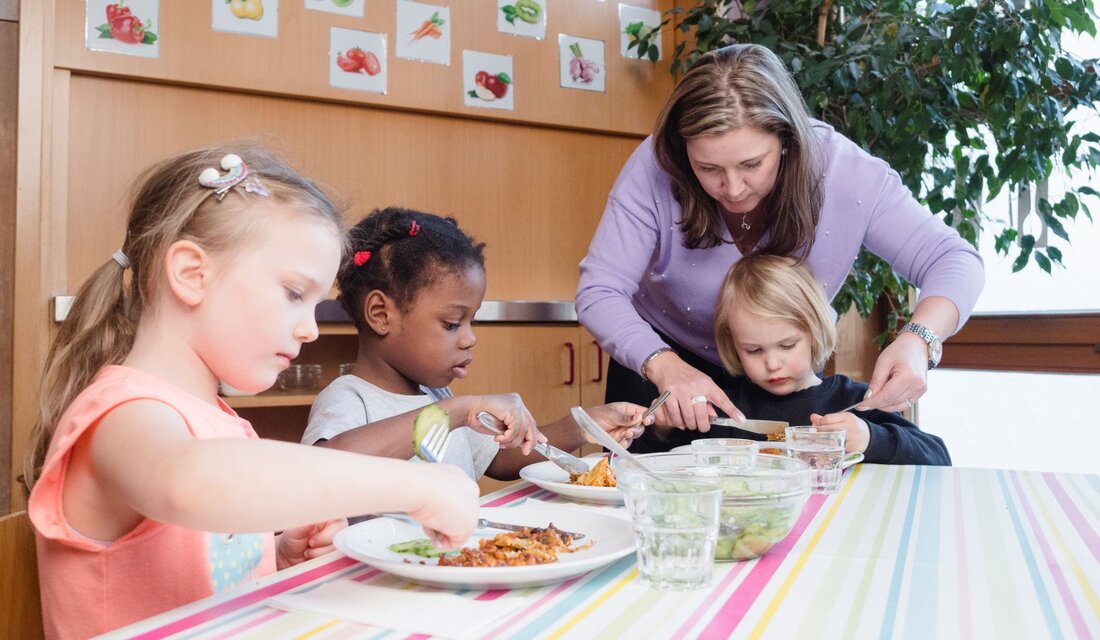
[[497, 0, 545, 40]]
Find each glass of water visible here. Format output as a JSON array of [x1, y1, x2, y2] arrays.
[[624, 476, 722, 590], [691, 438, 759, 467], [785, 430, 846, 494]]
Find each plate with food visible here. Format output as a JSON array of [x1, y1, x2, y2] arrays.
[[518, 456, 623, 505], [669, 442, 865, 468], [334, 506, 635, 589]]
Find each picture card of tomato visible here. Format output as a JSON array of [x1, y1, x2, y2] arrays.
[[212, 0, 278, 38], [559, 35, 605, 93], [462, 50, 514, 111], [85, 0, 160, 57], [497, 0, 546, 40], [305, 0, 364, 18], [330, 27, 387, 94], [396, 1, 450, 66], [618, 3, 661, 61]]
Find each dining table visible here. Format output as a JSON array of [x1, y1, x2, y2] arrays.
[[100, 463, 1100, 639]]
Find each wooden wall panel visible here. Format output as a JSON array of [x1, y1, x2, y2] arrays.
[[63, 74, 643, 301], [1, 18, 18, 512], [53, 0, 674, 135]]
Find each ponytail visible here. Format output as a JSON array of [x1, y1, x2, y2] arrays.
[[23, 256, 135, 492]]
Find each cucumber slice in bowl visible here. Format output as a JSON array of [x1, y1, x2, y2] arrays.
[[412, 403, 450, 460]]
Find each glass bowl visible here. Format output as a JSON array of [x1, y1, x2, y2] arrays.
[[614, 452, 811, 562], [276, 364, 323, 390]]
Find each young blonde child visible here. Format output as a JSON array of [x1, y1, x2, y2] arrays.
[[24, 147, 479, 639], [304, 207, 652, 478], [654, 254, 949, 465]]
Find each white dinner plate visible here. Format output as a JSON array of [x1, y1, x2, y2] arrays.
[[518, 460, 623, 505], [334, 506, 635, 590], [669, 443, 865, 469]]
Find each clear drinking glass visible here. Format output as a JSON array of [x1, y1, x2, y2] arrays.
[[785, 430, 846, 494], [690, 438, 759, 467], [623, 476, 722, 590]]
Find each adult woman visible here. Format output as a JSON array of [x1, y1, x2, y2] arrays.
[[576, 44, 983, 453]]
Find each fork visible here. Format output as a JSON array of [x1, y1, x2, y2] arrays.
[[417, 420, 451, 463], [381, 512, 586, 540], [476, 412, 589, 476]]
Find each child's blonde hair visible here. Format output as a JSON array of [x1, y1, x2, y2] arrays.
[[23, 143, 345, 492], [714, 254, 836, 376]]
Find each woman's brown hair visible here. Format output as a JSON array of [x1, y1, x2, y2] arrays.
[[22, 143, 345, 492], [653, 43, 822, 255]]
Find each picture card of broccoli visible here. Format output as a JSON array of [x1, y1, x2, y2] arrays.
[[306, 0, 364, 18], [559, 35, 605, 92], [86, 0, 160, 57], [396, 1, 451, 65], [463, 50, 514, 111], [497, 0, 546, 40], [618, 3, 661, 61], [330, 27, 388, 94], [212, 0, 279, 38]]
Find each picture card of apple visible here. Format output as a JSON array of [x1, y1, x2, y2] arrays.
[[463, 50, 514, 111], [330, 27, 387, 94]]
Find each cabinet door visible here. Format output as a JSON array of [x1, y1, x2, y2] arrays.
[[578, 329, 608, 409], [450, 324, 581, 425]]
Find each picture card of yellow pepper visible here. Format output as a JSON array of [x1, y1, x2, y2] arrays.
[[396, 1, 450, 65], [497, 0, 545, 40], [305, 0, 364, 17], [86, 0, 160, 58], [212, 0, 278, 38], [463, 50, 513, 111]]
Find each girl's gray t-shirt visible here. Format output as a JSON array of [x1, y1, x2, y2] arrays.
[[303, 375, 498, 480]]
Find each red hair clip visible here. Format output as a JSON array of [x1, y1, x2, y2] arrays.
[[409, 220, 421, 236], [354, 250, 372, 267]]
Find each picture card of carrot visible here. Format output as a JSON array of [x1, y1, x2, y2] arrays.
[[306, 0, 364, 18], [86, 0, 160, 57], [396, 1, 450, 65], [212, 0, 279, 38], [330, 27, 388, 94], [463, 50, 514, 111], [559, 35, 605, 93], [618, 3, 661, 60], [497, 0, 545, 40]]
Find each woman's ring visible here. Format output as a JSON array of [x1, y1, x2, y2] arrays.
[[690, 395, 708, 405]]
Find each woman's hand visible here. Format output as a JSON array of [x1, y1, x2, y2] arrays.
[[463, 392, 544, 455], [579, 402, 653, 449], [276, 518, 348, 570], [862, 333, 929, 412], [647, 352, 744, 431], [810, 412, 870, 453]]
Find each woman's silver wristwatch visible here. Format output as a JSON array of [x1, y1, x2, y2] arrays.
[[900, 322, 943, 368]]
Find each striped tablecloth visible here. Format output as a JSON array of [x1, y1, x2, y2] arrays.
[[103, 464, 1100, 639]]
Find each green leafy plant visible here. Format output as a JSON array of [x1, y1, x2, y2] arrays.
[[631, 0, 1100, 339]]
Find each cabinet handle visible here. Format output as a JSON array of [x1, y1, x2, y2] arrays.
[[564, 341, 576, 385], [592, 341, 603, 383]]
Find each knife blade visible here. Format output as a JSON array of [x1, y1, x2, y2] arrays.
[[710, 417, 789, 437]]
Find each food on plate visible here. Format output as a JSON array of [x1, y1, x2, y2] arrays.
[[569, 457, 616, 487], [436, 525, 591, 567], [568, 43, 600, 83], [412, 403, 448, 459], [388, 538, 448, 558]]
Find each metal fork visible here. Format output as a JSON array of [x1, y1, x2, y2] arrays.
[[476, 412, 590, 476], [381, 512, 586, 540], [417, 420, 451, 463]]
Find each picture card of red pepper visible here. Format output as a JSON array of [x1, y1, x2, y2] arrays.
[[86, 0, 160, 57], [329, 27, 388, 95]]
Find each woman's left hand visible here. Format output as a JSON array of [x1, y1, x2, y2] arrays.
[[862, 332, 929, 412], [276, 518, 348, 570], [581, 402, 653, 448]]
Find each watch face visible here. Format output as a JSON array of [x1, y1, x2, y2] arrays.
[[930, 338, 943, 364]]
